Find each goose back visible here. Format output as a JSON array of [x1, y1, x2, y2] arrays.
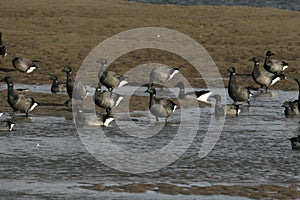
[[0, 32, 7, 58], [0, 120, 15, 131], [12, 57, 38, 73], [228, 67, 251, 105], [264, 51, 288, 74], [149, 66, 179, 85], [288, 135, 300, 150], [1, 76, 38, 116]]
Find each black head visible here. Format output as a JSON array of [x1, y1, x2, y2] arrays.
[[49, 74, 58, 81], [0, 76, 13, 84], [62, 66, 72, 73], [266, 51, 275, 57], [174, 82, 184, 89], [0, 32, 2, 37], [145, 86, 156, 95], [249, 57, 260, 63], [97, 58, 107, 65], [227, 67, 236, 74]]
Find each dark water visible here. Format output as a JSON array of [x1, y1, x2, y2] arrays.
[[129, 0, 300, 11], [1, 86, 300, 199]]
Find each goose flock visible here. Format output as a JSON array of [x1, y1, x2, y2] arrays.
[[0, 31, 299, 150]]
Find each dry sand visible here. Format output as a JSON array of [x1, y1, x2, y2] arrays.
[[0, 1, 300, 198]]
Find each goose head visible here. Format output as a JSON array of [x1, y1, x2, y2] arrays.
[[249, 57, 260, 63], [227, 67, 236, 75], [49, 74, 58, 81], [62, 66, 72, 74], [265, 51, 275, 57], [0, 76, 13, 84]]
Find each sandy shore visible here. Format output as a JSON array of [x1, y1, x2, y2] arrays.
[[1, 1, 300, 198]]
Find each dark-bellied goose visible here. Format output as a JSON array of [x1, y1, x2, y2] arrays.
[[93, 82, 124, 113], [0, 120, 15, 131], [62, 66, 88, 104], [250, 57, 285, 92], [12, 57, 39, 73], [282, 100, 299, 116], [295, 78, 300, 113], [228, 67, 252, 106], [1, 76, 38, 117], [264, 51, 288, 75], [97, 59, 128, 91], [49, 74, 67, 93], [211, 94, 240, 116], [145, 85, 177, 122], [0, 32, 7, 58], [149, 65, 179, 86], [75, 106, 114, 127], [288, 135, 300, 150], [175, 82, 212, 103]]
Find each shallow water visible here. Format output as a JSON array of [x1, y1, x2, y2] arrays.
[[129, 0, 300, 12], [0, 89, 300, 199]]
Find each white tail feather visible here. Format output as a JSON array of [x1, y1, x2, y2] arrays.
[[197, 91, 213, 102], [26, 66, 37, 73], [115, 96, 124, 107], [10, 123, 15, 131], [118, 80, 128, 88], [29, 102, 39, 112], [103, 117, 114, 127], [168, 69, 179, 81], [271, 77, 281, 86], [283, 65, 288, 71]]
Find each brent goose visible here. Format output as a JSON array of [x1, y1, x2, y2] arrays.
[[175, 82, 212, 103], [250, 57, 285, 92], [228, 67, 252, 106], [49, 74, 67, 93], [288, 135, 300, 150], [93, 82, 124, 113], [0, 120, 15, 131], [264, 51, 288, 75], [0, 32, 7, 58], [62, 66, 88, 104], [97, 59, 128, 91], [145, 85, 177, 122], [295, 78, 300, 111], [282, 100, 299, 116], [75, 106, 114, 127], [1, 76, 38, 117], [211, 94, 240, 116], [12, 57, 39, 73], [149, 65, 179, 86]]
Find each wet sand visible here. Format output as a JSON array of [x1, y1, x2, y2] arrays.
[[1, 0, 300, 199]]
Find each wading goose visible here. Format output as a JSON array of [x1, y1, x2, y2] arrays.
[[75, 106, 114, 127], [93, 82, 124, 113], [1, 76, 38, 117], [211, 94, 240, 116], [62, 66, 88, 104], [175, 82, 212, 103], [97, 59, 128, 91], [288, 135, 300, 150], [295, 78, 300, 113], [264, 51, 288, 75], [145, 85, 177, 122], [12, 57, 39, 73], [149, 65, 179, 86], [282, 100, 299, 116], [228, 67, 252, 106], [0, 120, 15, 131], [250, 57, 285, 92], [0, 32, 7, 58], [49, 74, 67, 93]]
